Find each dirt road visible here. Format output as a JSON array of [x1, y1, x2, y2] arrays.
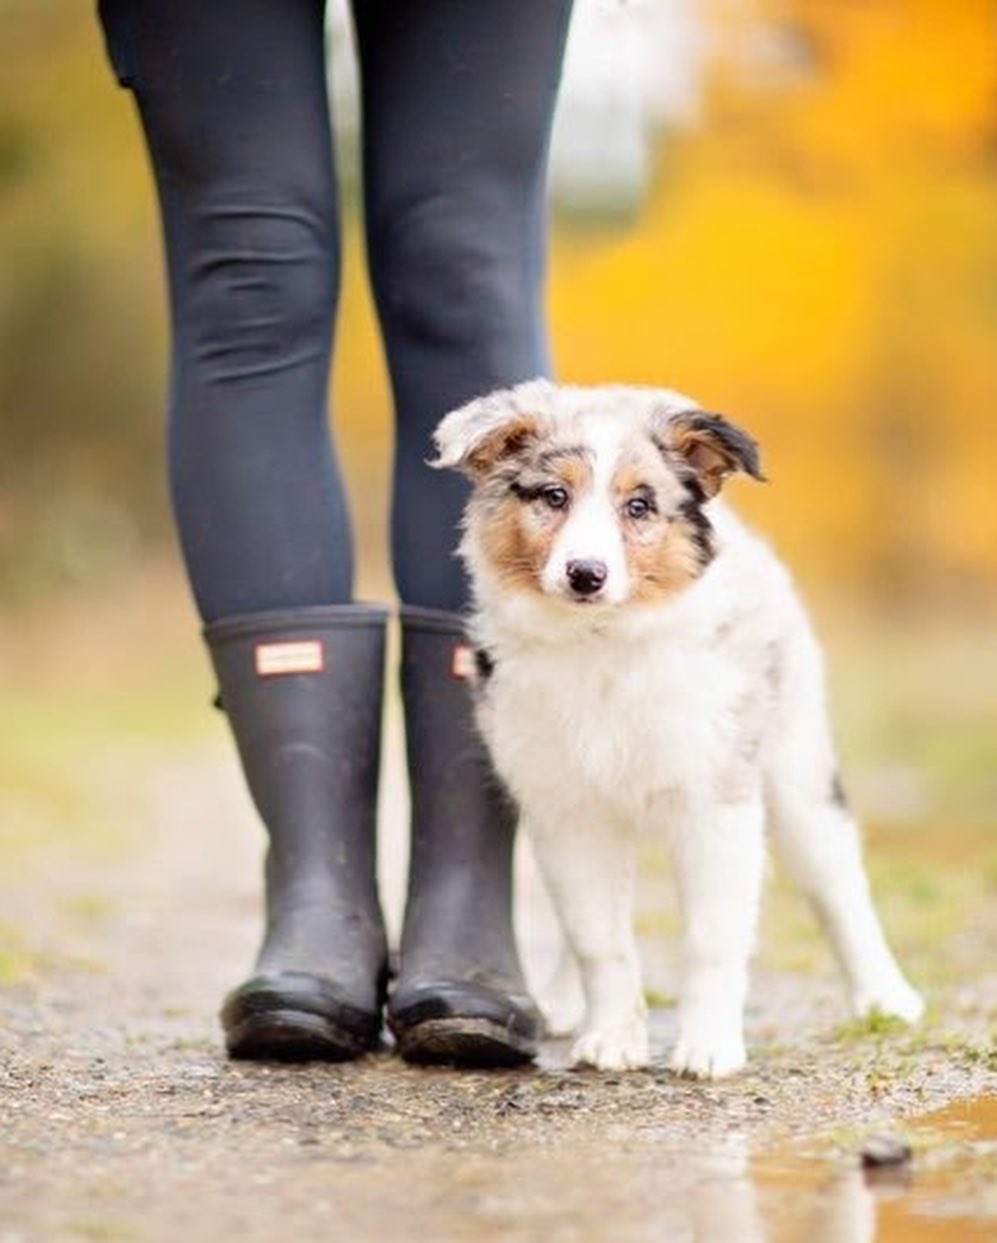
[[2, 583, 996, 1240]]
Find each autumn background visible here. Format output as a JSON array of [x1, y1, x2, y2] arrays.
[[0, 2, 994, 986]]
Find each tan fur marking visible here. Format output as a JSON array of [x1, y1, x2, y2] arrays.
[[612, 444, 704, 604], [478, 497, 547, 593], [547, 453, 590, 494], [471, 446, 592, 595], [627, 520, 705, 603], [664, 419, 743, 497], [611, 461, 647, 499], [465, 414, 541, 478]]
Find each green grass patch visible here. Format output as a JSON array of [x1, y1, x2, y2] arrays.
[[0, 923, 40, 983], [834, 1009, 913, 1043]]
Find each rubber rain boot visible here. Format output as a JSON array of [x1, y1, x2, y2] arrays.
[[205, 604, 389, 1060], [388, 606, 542, 1066]]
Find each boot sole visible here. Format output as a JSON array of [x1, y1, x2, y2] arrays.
[[394, 1017, 537, 1068], [226, 1008, 376, 1062]]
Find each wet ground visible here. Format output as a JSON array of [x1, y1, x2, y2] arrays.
[[2, 574, 996, 1240]]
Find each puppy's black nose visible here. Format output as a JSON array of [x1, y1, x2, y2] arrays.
[[566, 558, 608, 596]]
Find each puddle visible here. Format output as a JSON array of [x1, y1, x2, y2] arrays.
[[752, 1097, 997, 1243], [253, 1096, 997, 1243], [358, 1096, 997, 1242]]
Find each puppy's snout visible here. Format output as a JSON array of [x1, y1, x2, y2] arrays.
[[566, 558, 608, 597]]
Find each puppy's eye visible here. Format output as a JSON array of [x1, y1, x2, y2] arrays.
[[625, 495, 652, 520], [541, 485, 569, 510]]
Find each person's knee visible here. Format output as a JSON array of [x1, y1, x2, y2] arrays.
[[181, 201, 337, 386], [370, 195, 535, 351]]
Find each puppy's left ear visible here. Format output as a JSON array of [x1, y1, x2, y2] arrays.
[[658, 410, 766, 497], [432, 380, 553, 479]]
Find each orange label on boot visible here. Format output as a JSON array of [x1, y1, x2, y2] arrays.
[[255, 640, 325, 676], [451, 644, 476, 680]]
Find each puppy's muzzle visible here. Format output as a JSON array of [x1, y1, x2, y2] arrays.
[[566, 558, 608, 599]]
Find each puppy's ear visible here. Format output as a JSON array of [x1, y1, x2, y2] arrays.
[[432, 380, 553, 479], [656, 409, 766, 498]]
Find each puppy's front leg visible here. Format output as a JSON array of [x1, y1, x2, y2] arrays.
[[668, 796, 766, 1079], [529, 817, 647, 1070], [539, 942, 585, 1037]]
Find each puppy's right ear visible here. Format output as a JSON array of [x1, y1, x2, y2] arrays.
[[432, 380, 553, 479]]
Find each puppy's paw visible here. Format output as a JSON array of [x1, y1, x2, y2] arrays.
[[850, 979, 924, 1026], [669, 1027, 746, 1080], [571, 1020, 649, 1072]]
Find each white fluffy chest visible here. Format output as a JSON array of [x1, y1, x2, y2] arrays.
[[479, 638, 750, 819]]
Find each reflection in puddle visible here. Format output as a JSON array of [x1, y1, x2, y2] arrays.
[[812, 1170, 877, 1243], [602, 1142, 884, 1243], [756, 1098, 997, 1243], [756, 1164, 893, 1243], [444, 1100, 997, 1242], [686, 1147, 767, 1243]]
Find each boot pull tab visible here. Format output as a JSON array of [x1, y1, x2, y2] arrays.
[[451, 643, 495, 683], [213, 636, 326, 710], [254, 639, 325, 677]]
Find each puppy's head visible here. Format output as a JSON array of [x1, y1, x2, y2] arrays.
[[433, 380, 764, 612]]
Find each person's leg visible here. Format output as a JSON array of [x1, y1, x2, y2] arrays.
[[354, 0, 572, 611], [96, 0, 388, 1059], [99, 0, 352, 620], [352, 0, 573, 1063]]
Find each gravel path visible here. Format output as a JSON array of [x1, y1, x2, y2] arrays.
[[2, 712, 996, 1241]]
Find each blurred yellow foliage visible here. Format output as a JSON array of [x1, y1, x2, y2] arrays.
[[332, 0, 997, 604], [2, 0, 996, 607]]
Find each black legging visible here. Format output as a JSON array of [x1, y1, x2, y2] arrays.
[[97, 0, 572, 621]]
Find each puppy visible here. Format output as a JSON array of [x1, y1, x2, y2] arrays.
[[433, 380, 923, 1077]]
